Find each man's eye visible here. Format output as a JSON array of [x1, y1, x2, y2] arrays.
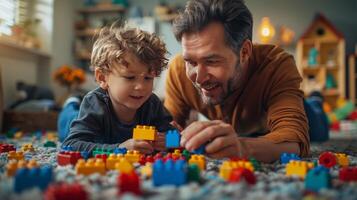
[[145, 76, 154, 80], [206, 60, 218, 64], [123, 76, 135, 80], [186, 61, 196, 67]]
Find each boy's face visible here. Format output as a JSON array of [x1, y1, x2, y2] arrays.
[[96, 52, 155, 111]]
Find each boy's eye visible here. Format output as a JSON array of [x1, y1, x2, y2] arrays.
[[145, 76, 154, 80], [123, 76, 135, 80]]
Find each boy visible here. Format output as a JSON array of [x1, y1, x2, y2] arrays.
[[62, 23, 172, 154]]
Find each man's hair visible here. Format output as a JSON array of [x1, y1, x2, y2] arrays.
[[173, 0, 253, 54], [91, 23, 168, 76]]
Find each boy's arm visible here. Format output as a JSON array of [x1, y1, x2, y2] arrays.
[[61, 95, 119, 152]]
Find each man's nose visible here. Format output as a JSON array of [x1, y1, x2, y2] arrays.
[[195, 64, 209, 85]]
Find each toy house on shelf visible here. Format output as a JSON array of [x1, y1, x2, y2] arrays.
[[296, 13, 345, 108]]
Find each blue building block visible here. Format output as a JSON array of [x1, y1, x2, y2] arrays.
[[62, 145, 74, 151], [14, 166, 53, 193], [191, 144, 206, 155], [280, 153, 301, 164], [305, 166, 331, 192], [153, 159, 187, 186], [114, 147, 127, 154], [81, 151, 91, 159], [166, 129, 181, 148]]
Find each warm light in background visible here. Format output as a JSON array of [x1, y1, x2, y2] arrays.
[[258, 17, 275, 44]]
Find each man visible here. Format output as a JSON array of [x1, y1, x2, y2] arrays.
[[164, 0, 309, 162]]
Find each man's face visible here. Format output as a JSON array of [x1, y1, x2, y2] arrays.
[[182, 22, 243, 105]]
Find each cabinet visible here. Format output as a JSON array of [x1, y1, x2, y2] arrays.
[[296, 13, 345, 108], [349, 54, 357, 105], [74, 4, 126, 70]]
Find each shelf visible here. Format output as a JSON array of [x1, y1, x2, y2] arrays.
[[0, 36, 51, 59], [76, 29, 99, 37], [323, 89, 339, 96], [78, 5, 125, 14], [302, 67, 322, 74], [76, 53, 91, 60]]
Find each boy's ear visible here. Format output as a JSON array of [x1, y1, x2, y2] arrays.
[[95, 68, 109, 90]]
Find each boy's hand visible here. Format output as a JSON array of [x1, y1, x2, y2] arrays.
[[119, 139, 154, 154], [153, 132, 166, 151]]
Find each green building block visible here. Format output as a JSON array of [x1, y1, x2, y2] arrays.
[[188, 164, 200, 182], [43, 140, 56, 148]]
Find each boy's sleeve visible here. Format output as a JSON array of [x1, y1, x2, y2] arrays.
[[150, 94, 175, 132], [61, 94, 119, 152]]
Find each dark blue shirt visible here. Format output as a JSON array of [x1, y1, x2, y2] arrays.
[[62, 87, 173, 152]]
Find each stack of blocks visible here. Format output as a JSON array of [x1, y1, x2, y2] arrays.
[[14, 165, 53, 193], [219, 160, 254, 181], [153, 159, 187, 186]]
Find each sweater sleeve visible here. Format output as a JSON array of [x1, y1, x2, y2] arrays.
[[61, 93, 119, 153], [261, 56, 310, 157], [150, 94, 175, 132], [164, 55, 191, 127]]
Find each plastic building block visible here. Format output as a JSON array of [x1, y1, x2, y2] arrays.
[[118, 171, 141, 195], [57, 151, 83, 166], [115, 158, 134, 173], [305, 166, 331, 192], [133, 125, 157, 141], [140, 163, 153, 177], [286, 161, 314, 179], [8, 151, 24, 161], [6, 160, 38, 176], [191, 144, 206, 154], [125, 150, 141, 163], [166, 129, 180, 148], [113, 147, 127, 154], [229, 168, 256, 185], [318, 152, 337, 168], [106, 154, 125, 170], [75, 158, 106, 175], [249, 157, 261, 171], [339, 167, 357, 182], [81, 151, 91, 160], [46, 132, 57, 141], [61, 145, 74, 151], [92, 148, 113, 156], [44, 183, 88, 200], [188, 155, 206, 170], [43, 140, 57, 148], [153, 159, 187, 186], [182, 150, 191, 161], [172, 149, 182, 158], [280, 153, 301, 164], [21, 144, 35, 152], [14, 166, 53, 193], [335, 153, 349, 167], [95, 154, 108, 163], [188, 164, 200, 182], [219, 160, 254, 180], [14, 131, 23, 139], [0, 143, 16, 153]]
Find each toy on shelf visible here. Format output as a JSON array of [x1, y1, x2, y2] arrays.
[[133, 125, 157, 141], [308, 47, 318, 66]]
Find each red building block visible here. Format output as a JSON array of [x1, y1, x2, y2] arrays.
[[118, 171, 141, 195], [0, 143, 16, 153], [57, 151, 82, 166], [229, 168, 256, 185], [44, 183, 87, 200], [339, 167, 357, 182], [95, 154, 107, 163], [318, 152, 337, 168]]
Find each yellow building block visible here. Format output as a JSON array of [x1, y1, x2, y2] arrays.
[[6, 160, 38, 176], [75, 158, 106, 175], [106, 154, 125, 170], [21, 144, 35, 152], [335, 153, 349, 167], [219, 160, 254, 180], [46, 132, 58, 141], [172, 149, 181, 158], [286, 160, 314, 179], [140, 163, 152, 177], [189, 155, 206, 170], [14, 131, 23, 139], [115, 158, 133, 173], [133, 125, 157, 141], [8, 151, 24, 161], [125, 150, 141, 163]]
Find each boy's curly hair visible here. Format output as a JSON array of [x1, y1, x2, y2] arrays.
[[91, 23, 168, 76]]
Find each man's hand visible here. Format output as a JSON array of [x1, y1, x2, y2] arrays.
[[180, 120, 243, 158], [119, 139, 154, 154]]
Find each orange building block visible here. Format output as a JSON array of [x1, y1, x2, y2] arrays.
[[125, 150, 141, 163], [133, 125, 157, 141], [140, 163, 153, 177], [335, 153, 349, 167], [219, 160, 254, 180], [8, 151, 24, 161], [286, 160, 314, 179], [115, 158, 134, 173], [6, 160, 38, 176], [21, 144, 35, 152], [75, 158, 106, 176], [106, 154, 125, 170], [189, 155, 206, 170]]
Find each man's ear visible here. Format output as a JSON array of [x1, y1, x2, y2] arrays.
[[95, 68, 109, 90], [239, 39, 253, 65]]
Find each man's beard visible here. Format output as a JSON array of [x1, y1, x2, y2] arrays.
[[194, 63, 243, 105]]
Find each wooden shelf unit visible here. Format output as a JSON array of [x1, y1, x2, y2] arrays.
[[349, 54, 357, 105], [296, 13, 345, 109]]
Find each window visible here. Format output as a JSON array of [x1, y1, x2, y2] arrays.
[[0, 0, 33, 35]]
